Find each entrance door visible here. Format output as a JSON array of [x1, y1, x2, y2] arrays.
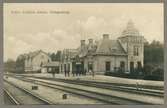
[[88, 62, 93, 72], [137, 61, 142, 70], [130, 62, 134, 73], [137, 61, 142, 75], [76, 62, 81, 76], [105, 62, 110, 72], [120, 61, 125, 73]]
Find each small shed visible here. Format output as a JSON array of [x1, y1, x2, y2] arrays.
[[42, 62, 60, 73]]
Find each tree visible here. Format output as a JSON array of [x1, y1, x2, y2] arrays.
[[144, 40, 164, 65], [143, 40, 164, 78], [15, 54, 26, 73], [50, 51, 62, 61], [4, 59, 16, 73], [50, 53, 56, 61], [55, 51, 61, 61]]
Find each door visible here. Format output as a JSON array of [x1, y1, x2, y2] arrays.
[[88, 62, 93, 72], [105, 61, 110, 72], [130, 62, 134, 73], [120, 61, 125, 73]]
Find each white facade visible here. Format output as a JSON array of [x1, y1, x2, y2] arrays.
[[24, 50, 51, 72]]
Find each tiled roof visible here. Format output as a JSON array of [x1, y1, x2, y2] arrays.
[[76, 39, 126, 57], [95, 39, 127, 55]]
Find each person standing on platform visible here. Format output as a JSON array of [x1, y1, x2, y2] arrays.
[[92, 70, 95, 77], [67, 64, 70, 77], [64, 64, 67, 77]]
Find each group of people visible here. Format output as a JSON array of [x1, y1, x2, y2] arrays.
[[51, 69, 94, 78], [64, 68, 95, 77]]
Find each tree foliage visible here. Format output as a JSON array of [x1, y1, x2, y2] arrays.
[[143, 40, 164, 80], [144, 40, 164, 66], [4, 59, 16, 73], [50, 50, 62, 61], [15, 55, 26, 73]]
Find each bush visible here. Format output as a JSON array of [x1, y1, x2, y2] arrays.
[[143, 64, 154, 76], [143, 75, 163, 81], [104, 71, 138, 79], [104, 66, 164, 81], [142, 65, 164, 81], [152, 68, 163, 76]]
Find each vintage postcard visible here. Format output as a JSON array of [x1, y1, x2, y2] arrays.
[[3, 3, 164, 105]]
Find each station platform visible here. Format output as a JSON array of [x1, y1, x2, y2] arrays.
[[15, 73, 164, 88]]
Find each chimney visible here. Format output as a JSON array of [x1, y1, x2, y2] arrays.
[[88, 38, 93, 44], [103, 34, 109, 40], [80, 40, 85, 46]]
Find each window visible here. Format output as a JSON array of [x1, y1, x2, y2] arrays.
[[133, 46, 139, 56]]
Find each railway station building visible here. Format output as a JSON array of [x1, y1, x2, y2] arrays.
[[60, 20, 144, 75]]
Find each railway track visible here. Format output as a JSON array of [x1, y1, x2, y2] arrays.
[[10, 74, 164, 97], [52, 78, 164, 97], [4, 80, 53, 105], [3, 88, 20, 105], [5, 75, 159, 105], [29, 77, 163, 97]]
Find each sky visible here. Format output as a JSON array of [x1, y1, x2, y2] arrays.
[[3, 3, 164, 61]]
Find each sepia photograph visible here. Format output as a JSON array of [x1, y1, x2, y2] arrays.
[[3, 3, 164, 105]]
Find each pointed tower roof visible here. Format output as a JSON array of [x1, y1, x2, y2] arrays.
[[121, 20, 140, 36]]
